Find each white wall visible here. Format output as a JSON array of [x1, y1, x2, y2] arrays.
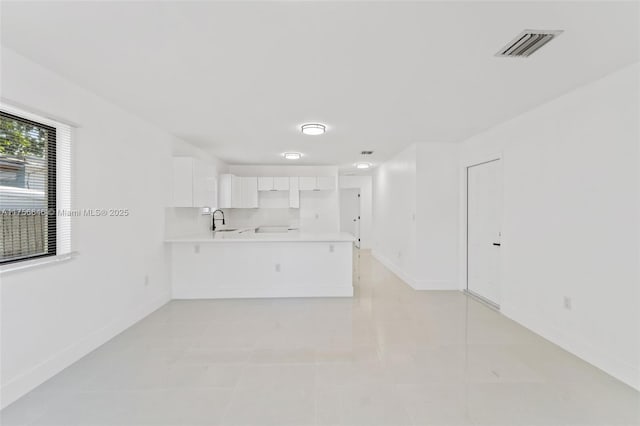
[[415, 143, 460, 289], [372, 144, 418, 284], [0, 47, 178, 408], [339, 175, 373, 249], [371, 63, 638, 390], [459, 63, 640, 390], [227, 165, 340, 233], [372, 143, 460, 289]]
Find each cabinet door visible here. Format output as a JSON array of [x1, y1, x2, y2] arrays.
[[193, 160, 216, 208], [171, 157, 194, 207], [243, 177, 259, 208], [299, 176, 317, 191], [317, 176, 336, 191], [289, 177, 300, 208], [258, 176, 274, 191], [231, 175, 244, 208], [273, 177, 290, 191], [218, 174, 233, 208]]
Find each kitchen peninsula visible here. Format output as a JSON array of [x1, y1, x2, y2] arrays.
[[166, 228, 354, 299]]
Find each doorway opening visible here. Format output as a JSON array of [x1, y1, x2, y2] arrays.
[[340, 188, 361, 249]]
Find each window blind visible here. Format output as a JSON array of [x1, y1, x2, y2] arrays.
[[0, 104, 72, 265]]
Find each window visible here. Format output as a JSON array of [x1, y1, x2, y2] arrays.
[[0, 107, 70, 265]]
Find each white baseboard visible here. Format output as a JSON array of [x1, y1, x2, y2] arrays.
[[0, 291, 171, 410], [501, 304, 640, 391], [173, 285, 353, 299], [412, 279, 458, 290], [371, 250, 417, 288], [371, 250, 457, 290]]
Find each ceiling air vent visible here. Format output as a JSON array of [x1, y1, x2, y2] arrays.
[[496, 30, 563, 58], [360, 150, 374, 155]]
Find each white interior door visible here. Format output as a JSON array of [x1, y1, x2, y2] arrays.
[[340, 189, 361, 248], [467, 159, 502, 307]]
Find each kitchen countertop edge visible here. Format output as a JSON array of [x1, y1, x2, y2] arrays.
[[164, 232, 356, 243]]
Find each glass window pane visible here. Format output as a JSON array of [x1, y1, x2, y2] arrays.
[[0, 111, 56, 263]]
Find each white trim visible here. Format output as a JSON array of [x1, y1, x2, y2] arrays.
[[371, 249, 417, 289], [0, 98, 81, 128], [412, 279, 458, 290], [0, 291, 171, 409], [0, 251, 78, 275], [173, 285, 353, 299], [372, 250, 457, 290]]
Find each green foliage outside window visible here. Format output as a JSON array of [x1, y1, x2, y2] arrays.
[[0, 116, 47, 159]]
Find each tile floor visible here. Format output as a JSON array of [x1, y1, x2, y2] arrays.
[[1, 251, 639, 425]]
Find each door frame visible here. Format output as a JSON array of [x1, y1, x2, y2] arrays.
[[459, 152, 503, 308], [339, 188, 361, 249]]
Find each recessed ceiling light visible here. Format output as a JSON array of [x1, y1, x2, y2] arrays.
[[283, 152, 302, 160], [301, 123, 326, 136], [355, 162, 371, 169]]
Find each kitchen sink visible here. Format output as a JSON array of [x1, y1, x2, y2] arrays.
[[255, 226, 290, 233]]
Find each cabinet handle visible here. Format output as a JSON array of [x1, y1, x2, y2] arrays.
[[493, 243, 501, 246]]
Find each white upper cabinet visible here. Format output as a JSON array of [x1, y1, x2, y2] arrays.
[[257, 176, 274, 191], [273, 177, 290, 191], [289, 177, 300, 208], [193, 161, 217, 207], [171, 157, 216, 208], [299, 176, 317, 191], [299, 176, 336, 191], [220, 174, 259, 208], [220, 174, 333, 208], [258, 176, 289, 191], [243, 177, 259, 208], [316, 176, 336, 191], [218, 174, 233, 208], [231, 175, 244, 208]]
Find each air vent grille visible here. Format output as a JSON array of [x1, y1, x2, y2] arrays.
[[496, 30, 563, 58], [360, 150, 374, 155]]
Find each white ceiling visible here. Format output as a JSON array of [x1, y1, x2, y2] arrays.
[[1, 1, 638, 170]]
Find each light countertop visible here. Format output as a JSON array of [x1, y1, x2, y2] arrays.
[[165, 228, 355, 243]]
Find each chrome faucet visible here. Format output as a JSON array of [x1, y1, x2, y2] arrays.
[[211, 209, 225, 231]]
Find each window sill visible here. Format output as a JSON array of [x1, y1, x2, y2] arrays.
[[0, 252, 78, 275]]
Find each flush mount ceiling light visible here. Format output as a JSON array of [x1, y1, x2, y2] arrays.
[[355, 162, 372, 169], [283, 152, 302, 160], [301, 123, 326, 136]]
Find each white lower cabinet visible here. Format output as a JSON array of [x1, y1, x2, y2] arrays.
[[170, 240, 354, 298]]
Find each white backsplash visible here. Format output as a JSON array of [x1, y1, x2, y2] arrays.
[[165, 207, 302, 238], [225, 208, 300, 229]]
